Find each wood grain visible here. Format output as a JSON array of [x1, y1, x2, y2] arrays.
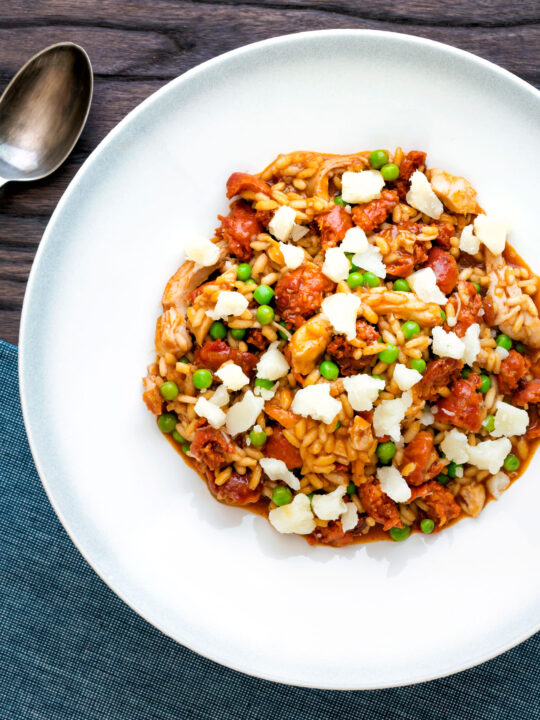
[[1, 0, 539, 343]]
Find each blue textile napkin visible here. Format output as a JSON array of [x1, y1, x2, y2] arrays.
[[0, 338, 538, 720]]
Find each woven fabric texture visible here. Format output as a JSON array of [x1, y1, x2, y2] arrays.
[[0, 340, 538, 720]]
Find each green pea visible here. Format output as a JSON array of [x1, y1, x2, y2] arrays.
[[376, 441, 396, 465], [307, 492, 314, 505], [389, 526, 411, 541], [479, 374, 491, 393], [363, 271, 381, 287], [277, 320, 289, 341], [447, 461, 463, 478], [347, 481, 356, 495], [157, 413, 177, 433], [436, 473, 449, 485], [482, 414, 495, 432], [209, 321, 227, 340], [236, 263, 252, 281], [179, 356, 190, 364], [369, 149, 389, 169], [410, 358, 426, 373], [272, 486, 292, 506], [254, 284, 274, 305], [440, 309, 446, 322], [249, 428, 267, 446], [193, 368, 212, 390], [420, 518, 435, 534], [503, 454, 520, 472], [461, 367, 471, 379], [472, 282, 481, 294], [245, 278, 257, 286], [257, 305, 275, 325], [402, 320, 421, 340], [381, 163, 400, 181], [334, 195, 347, 206], [181, 442, 191, 455], [378, 344, 399, 364], [347, 271, 364, 289], [320, 360, 339, 380], [172, 430, 186, 444], [393, 278, 410, 292], [160, 381, 179, 401], [335, 420, 341, 429], [230, 328, 246, 340], [516, 343, 526, 354], [496, 334, 512, 351], [371, 374, 384, 382], [255, 378, 275, 390]]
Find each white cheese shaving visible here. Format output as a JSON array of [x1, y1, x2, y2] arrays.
[[321, 293, 361, 341], [206, 291, 248, 321], [291, 383, 341, 425], [341, 169, 384, 204], [440, 429, 511, 473], [322, 246, 350, 283], [340, 502, 359, 532], [268, 205, 296, 241], [194, 396, 226, 429], [420, 405, 435, 426], [393, 363, 423, 392], [268, 493, 315, 535], [467, 438, 512, 474], [342, 374, 385, 411], [185, 237, 221, 267], [458, 224, 480, 255], [440, 428, 470, 464], [215, 362, 249, 391], [279, 242, 304, 270], [372, 391, 413, 442], [406, 170, 444, 219], [473, 215, 508, 255], [259, 457, 300, 491], [495, 346, 509, 360], [431, 326, 465, 360], [256, 341, 290, 381], [462, 323, 481, 366], [408, 267, 447, 305], [352, 244, 386, 279], [312, 485, 347, 521], [487, 471, 510, 500], [377, 466, 412, 503], [340, 226, 368, 254], [291, 223, 309, 243], [446, 316, 457, 327], [225, 390, 264, 436], [209, 384, 229, 407], [491, 400, 529, 438]]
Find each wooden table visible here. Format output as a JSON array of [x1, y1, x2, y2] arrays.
[[1, 0, 539, 344]]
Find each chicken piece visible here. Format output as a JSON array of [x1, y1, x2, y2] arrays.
[[358, 288, 443, 327], [155, 307, 193, 356], [161, 239, 228, 314], [485, 250, 540, 348], [142, 375, 163, 415], [264, 399, 299, 429], [458, 483, 486, 518], [426, 168, 481, 215], [288, 314, 332, 375]]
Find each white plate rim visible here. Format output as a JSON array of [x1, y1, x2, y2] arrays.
[[18, 28, 540, 689]]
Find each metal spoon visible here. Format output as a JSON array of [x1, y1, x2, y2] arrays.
[[0, 42, 93, 188]]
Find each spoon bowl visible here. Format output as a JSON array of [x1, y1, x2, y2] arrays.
[[0, 42, 93, 187]]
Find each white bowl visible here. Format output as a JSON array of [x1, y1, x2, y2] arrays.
[[19, 30, 540, 689]]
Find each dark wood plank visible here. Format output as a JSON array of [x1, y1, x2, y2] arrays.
[[1, 0, 539, 345]]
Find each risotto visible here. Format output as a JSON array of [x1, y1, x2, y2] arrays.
[[142, 147, 540, 546]]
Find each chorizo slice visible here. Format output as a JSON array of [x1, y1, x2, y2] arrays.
[[424, 247, 458, 295], [207, 469, 261, 505], [191, 427, 234, 471], [316, 205, 353, 249], [226, 172, 271, 198], [264, 427, 302, 469], [351, 190, 399, 233], [357, 481, 402, 531], [434, 374, 483, 432], [274, 264, 335, 328], [497, 350, 530, 395], [216, 199, 262, 261]]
